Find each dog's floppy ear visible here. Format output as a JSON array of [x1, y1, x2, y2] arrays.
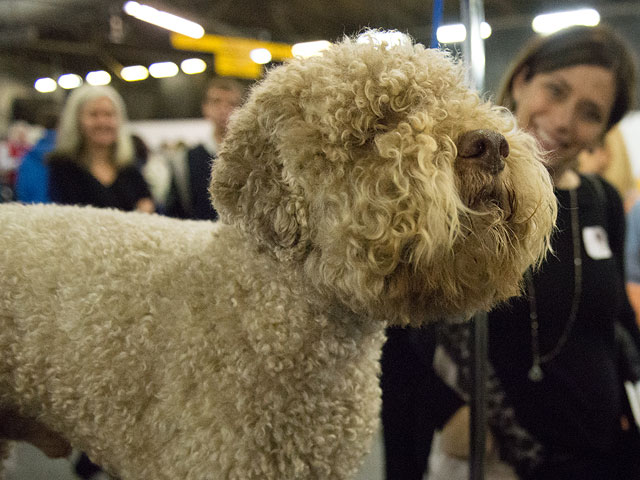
[[210, 88, 311, 262]]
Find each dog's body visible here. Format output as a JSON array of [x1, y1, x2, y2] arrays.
[[1, 207, 382, 478], [0, 34, 556, 479]]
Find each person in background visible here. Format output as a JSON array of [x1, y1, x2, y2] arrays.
[[165, 77, 243, 220], [481, 24, 640, 479], [0, 121, 34, 202], [131, 134, 172, 213], [15, 107, 59, 204], [47, 84, 152, 480], [578, 124, 638, 210], [625, 201, 640, 327], [48, 84, 154, 213], [382, 25, 640, 480]]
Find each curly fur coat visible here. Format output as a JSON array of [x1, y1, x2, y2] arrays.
[[0, 33, 556, 479]]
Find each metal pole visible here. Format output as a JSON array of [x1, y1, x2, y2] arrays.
[[469, 312, 487, 480], [460, 1, 488, 478], [460, 0, 486, 91]]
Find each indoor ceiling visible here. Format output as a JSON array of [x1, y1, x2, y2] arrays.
[[1, 0, 639, 123], [2, 0, 639, 81]]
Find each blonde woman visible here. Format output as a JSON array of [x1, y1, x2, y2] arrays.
[[48, 85, 154, 213]]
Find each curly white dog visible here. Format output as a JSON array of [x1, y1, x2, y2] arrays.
[[0, 33, 556, 479]]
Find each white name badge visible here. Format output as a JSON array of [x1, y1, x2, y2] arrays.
[[624, 380, 640, 428], [582, 226, 612, 260]]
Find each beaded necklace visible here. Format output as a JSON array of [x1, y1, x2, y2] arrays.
[[527, 187, 581, 382]]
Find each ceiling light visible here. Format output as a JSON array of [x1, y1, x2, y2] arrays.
[[58, 73, 83, 89], [123, 1, 204, 39], [436, 22, 492, 44], [121, 65, 149, 82], [291, 40, 331, 58], [250, 48, 272, 65], [86, 70, 111, 86], [532, 8, 600, 35], [149, 61, 179, 78], [34, 77, 57, 93], [180, 58, 207, 74], [437, 24, 466, 44], [480, 23, 492, 39]]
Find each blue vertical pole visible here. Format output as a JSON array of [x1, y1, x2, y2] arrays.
[[431, 0, 444, 48]]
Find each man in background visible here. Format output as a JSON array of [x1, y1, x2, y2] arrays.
[[165, 77, 244, 220]]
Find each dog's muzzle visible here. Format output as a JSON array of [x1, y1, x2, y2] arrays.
[[456, 129, 509, 175]]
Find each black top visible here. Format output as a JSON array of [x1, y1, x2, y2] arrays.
[[187, 144, 218, 220], [488, 174, 640, 462], [165, 144, 218, 220], [48, 156, 151, 211]]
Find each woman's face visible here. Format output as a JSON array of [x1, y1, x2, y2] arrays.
[[511, 64, 615, 172], [79, 96, 119, 149]]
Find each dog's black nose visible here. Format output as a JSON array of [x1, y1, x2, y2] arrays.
[[457, 129, 509, 174]]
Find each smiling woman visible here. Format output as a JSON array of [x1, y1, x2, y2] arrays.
[[483, 25, 640, 479], [80, 97, 119, 152], [510, 64, 614, 181], [47, 85, 154, 214], [497, 25, 636, 188], [45, 85, 156, 479], [382, 24, 640, 480]]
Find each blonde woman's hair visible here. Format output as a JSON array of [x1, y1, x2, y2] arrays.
[[53, 84, 134, 168]]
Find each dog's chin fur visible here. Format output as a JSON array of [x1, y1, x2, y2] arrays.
[[212, 36, 556, 327]]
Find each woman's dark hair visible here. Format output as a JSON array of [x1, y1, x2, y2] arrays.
[[497, 25, 637, 131]]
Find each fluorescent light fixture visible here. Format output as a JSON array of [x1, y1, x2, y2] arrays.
[[121, 65, 149, 82], [357, 31, 412, 48], [437, 24, 466, 44], [180, 58, 207, 74], [291, 40, 331, 58], [58, 73, 83, 89], [532, 8, 600, 35], [86, 70, 111, 86], [149, 61, 179, 78], [123, 1, 204, 39], [250, 48, 272, 65], [436, 22, 492, 44], [34, 77, 57, 93]]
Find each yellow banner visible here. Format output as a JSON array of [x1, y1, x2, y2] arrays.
[[171, 33, 293, 78]]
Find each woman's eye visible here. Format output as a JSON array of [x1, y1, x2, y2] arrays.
[[545, 83, 564, 99], [582, 108, 603, 124]]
